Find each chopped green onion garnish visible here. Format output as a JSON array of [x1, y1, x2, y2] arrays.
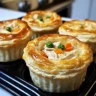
[[38, 17, 43, 22], [46, 16, 50, 19], [58, 44, 64, 50], [6, 27, 12, 32], [46, 41, 54, 48]]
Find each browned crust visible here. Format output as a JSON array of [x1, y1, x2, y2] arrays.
[[61, 19, 96, 34], [22, 10, 62, 27], [0, 19, 32, 40], [23, 34, 93, 74]]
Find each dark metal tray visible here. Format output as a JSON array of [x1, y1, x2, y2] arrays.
[[0, 59, 96, 96]]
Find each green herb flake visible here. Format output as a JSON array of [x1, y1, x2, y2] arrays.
[[6, 27, 12, 32], [46, 41, 54, 48], [38, 17, 43, 22], [58, 44, 64, 50]]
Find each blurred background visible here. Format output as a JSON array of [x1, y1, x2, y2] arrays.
[[0, 0, 96, 20]]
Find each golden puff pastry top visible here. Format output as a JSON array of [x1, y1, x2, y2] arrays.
[[22, 10, 62, 32], [0, 19, 32, 47], [59, 20, 96, 42], [23, 34, 93, 78]]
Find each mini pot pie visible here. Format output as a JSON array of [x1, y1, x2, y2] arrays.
[[23, 34, 93, 92], [22, 10, 62, 39], [59, 20, 96, 54], [0, 19, 32, 62]]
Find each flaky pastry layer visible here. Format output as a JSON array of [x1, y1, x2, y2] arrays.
[[23, 34, 93, 78], [0, 19, 32, 62], [59, 20, 96, 42], [0, 19, 32, 47], [22, 10, 62, 32]]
